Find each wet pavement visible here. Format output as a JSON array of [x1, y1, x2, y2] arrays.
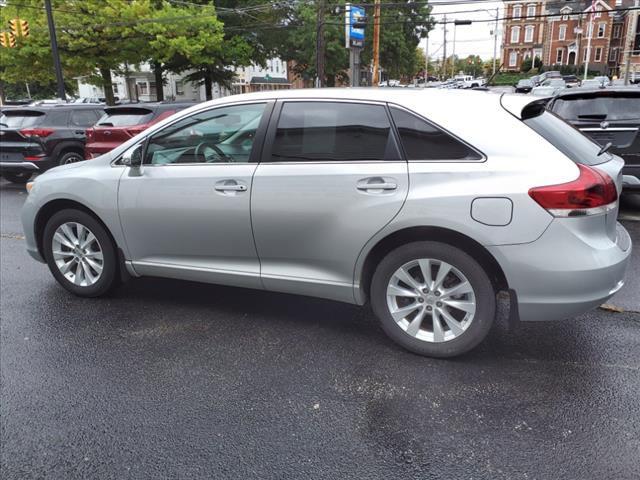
[[1, 178, 639, 479]]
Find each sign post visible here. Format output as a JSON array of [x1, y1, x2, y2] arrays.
[[345, 4, 365, 87]]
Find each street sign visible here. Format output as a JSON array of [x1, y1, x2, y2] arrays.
[[345, 4, 365, 48]]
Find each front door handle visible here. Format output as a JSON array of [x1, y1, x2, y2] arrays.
[[214, 179, 247, 193], [356, 177, 398, 192]]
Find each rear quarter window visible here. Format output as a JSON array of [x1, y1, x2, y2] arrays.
[[524, 111, 609, 166]]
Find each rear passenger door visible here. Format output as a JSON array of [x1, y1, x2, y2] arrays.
[[251, 100, 409, 303]]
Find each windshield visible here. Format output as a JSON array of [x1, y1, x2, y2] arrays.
[[97, 109, 154, 127], [551, 96, 640, 122], [0, 111, 45, 128], [524, 111, 609, 166]]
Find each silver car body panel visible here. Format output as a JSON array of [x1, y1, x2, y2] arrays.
[[21, 89, 632, 322]]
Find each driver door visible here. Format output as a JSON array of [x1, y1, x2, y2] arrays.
[[117, 101, 272, 289]]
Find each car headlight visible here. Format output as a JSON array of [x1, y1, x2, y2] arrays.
[[26, 181, 35, 194]]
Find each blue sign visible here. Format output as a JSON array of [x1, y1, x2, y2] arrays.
[[346, 4, 365, 48]]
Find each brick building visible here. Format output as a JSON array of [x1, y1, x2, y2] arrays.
[[502, 0, 640, 77]]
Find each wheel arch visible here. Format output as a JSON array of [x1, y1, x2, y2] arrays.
[[51, 141, 85, 164], [356, 226, 509, 304], [34, 199, 118, 260]]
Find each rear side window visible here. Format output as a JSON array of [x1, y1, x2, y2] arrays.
[[270, 102, 398, 162], [551, 96, 640, 121], [524, 111, 607, 166], [70, 109, 100, 127], [97, 108, 154, 127], [389, 107, 482, 161], [0, 111, 45, 128]]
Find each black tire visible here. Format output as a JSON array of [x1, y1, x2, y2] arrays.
[[57, 151, 84, 166], [3, 172, 32, 184], [371, 241, 496, 358], [43, 209, 119, 297]]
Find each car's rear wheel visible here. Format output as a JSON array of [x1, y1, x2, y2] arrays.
[[58, 151, 84, 166], [3, 172, 32, 184], [43, 209, 119, 297], [371, 241, 496, 358]]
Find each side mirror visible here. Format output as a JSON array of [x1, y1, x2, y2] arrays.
[[121, 144, 143, 167]]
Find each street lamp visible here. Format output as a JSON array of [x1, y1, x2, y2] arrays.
[[451, 20, 472, 78]]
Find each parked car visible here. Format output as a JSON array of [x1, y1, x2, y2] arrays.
[[547, 87, 640, 193], [580, 78, 607, 89], [0, 105, 103, 183], [537, 71, 562, 84], [515, 79, 534, 94], [21, 89, 631, 358], [562, 75, 581, 88], [84, 101, 196, 158]]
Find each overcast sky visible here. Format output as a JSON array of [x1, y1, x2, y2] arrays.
[[419, 1, 503, 61]]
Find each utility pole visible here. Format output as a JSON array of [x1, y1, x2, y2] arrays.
[[442, 16, 447, 80], [425, 33, 429, 82], [492, 7, 499, 77], [624, 0, 639, 85], [584, 2, 594, 81], [372, 0, 381, 86], [316, 0, 325, 88], [451, 22, 457, 78], [44, 0, 65, 101]]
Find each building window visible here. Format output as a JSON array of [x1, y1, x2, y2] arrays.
[[527, 4, 535, 18], [594, 7, 602, 18], [511, 26, 520, 43], [595, 47, 603, 62], [136, 81, 148, 95], [598, 23, 606, 38], [634, 16, 640, 54], [560, 8, 571, 21], [556, 48, 563, 64], [559, 25, 567, 41], [513, 5, 522, 20], [509, 51, 518, 67], [613, 24, 622, 39], [525, 25, 534, 43], [175, 80, 185, 96], [609, 47, 618, 62]]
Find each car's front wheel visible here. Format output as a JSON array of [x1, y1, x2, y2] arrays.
[[371, 241, 496, 358], [43, 209, 119, 297]]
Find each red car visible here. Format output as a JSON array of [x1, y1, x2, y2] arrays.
[[84, 101, 196, 159]]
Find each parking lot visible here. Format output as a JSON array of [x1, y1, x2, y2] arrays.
[[1, 178, 639, 479]]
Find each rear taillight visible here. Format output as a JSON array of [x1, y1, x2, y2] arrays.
[[126, 125, 148, 137], [528, 164, 618, 217], [86, 128, 94, 141], [20, 128, 55, 138]]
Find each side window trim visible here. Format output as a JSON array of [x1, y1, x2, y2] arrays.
[[387, 103, 486, 163], [140, 100, 275, 167], [261, 99, 404, 164]]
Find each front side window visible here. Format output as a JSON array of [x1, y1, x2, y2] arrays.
[[145, 103, 266, 165], [270, 102, 396, 162], [389, 107, 482, 161]]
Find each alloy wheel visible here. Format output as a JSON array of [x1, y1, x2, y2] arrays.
[[386, 258, 476, 343], [60, 153, 83, 165], [51, 222, 104, 286]]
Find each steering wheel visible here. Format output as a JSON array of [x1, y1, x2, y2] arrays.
[[194, 141, 231, 163]]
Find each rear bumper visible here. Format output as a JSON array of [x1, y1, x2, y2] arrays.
[[488, 220, 632, 322]]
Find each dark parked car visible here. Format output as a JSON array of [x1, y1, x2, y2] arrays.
[[547, 88, 640, 192], [84, 101, 197, 159], [515, 79, 534, 93], [0, 105, 103, 183]]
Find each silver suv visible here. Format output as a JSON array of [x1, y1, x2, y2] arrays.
[[21, 89, 632, 358]]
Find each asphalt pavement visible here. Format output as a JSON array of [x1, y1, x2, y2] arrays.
[[1, 178, 639, 480]]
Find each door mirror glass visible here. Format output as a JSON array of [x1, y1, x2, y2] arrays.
[[121, 143, 143, 167]]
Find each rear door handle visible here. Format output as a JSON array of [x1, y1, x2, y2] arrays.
[[214, 180, 247, 193], [356, 177, 398, 192]]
